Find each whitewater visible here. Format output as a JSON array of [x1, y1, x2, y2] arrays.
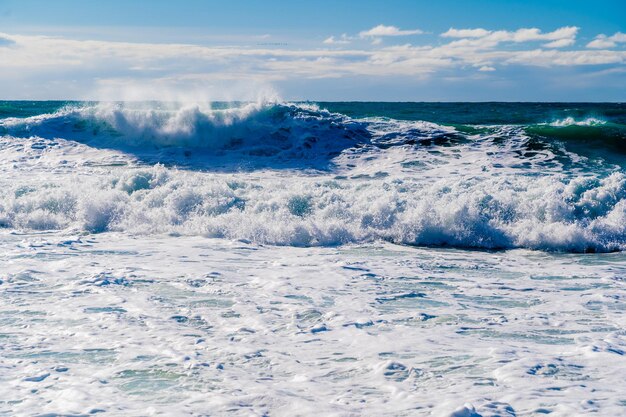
[[1, 101, 626, 416]]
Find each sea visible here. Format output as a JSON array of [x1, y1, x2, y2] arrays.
[[1, 101, 625, 416]]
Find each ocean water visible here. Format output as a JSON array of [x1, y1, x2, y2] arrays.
[[1, 101, 626, 416]]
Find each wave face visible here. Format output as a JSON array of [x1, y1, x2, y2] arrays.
[[1, 101, 626, 252], [0, 102, 371, 160]]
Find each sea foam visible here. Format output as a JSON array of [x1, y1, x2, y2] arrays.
[[2, 164, 626, 252], [2, 102, 626, 252]]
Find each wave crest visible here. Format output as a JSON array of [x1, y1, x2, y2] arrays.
[[549, 117, 607, 127], [0, 102, 373, 156], [3, 165, 626, 252]]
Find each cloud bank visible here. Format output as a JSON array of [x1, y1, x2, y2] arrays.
[[0, 24, 624, 99], [441, 26, 579, 48], [0, 35, 15, 47]]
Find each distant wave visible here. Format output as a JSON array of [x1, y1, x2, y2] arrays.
[[548, 116, 607, 127], [525, 119, 626, 155]]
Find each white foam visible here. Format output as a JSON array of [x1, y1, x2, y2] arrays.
[[549, 116, 607, 127], [1, 163, 625, 252], [1, 102, 623, 252], [2, 103, 626, 416], [1, 232, 624, 416]]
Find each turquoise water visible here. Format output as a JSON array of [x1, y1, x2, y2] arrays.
[[3, 101, 626, 123], [321, 102, 626, 125]]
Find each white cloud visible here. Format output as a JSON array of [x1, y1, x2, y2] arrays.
[[612, 33, 626, 42], [587, 32, 626, 49], [323, 34, 351, 45], [359, 25, 423, 38], [442, 28, 491, 38], [505, 26, 578, 42], [543, 38, 575, 48], [478, 65, 496, 72], [506, 49, 625, 66], [441, 26, 579, 48], [587, 36, 615, 49], [536, 26, 579, 41]]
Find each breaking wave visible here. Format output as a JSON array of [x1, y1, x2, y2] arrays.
[[0, 102, 372, 159], [2, 164, 626, 252], [0, 102, 472, 159], [2, 101, 626, 252]]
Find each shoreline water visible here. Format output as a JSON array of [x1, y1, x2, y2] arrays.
[[2, 101, 626, 415], [1, 231, 625, 416]]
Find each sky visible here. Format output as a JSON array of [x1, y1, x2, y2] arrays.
[[0, 0, 625, 101]]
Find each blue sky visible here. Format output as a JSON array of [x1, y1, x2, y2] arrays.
[[0, 0, 625, 101]]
